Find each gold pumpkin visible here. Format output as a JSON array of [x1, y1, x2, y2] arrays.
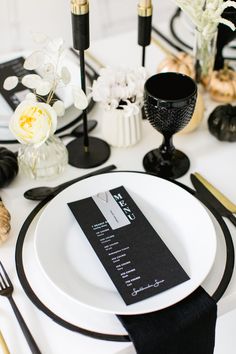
[[0, 201, 11, 245], [157, 52, 195, 79], [179, 91, 205, 134], [207, 66, 236, 103]]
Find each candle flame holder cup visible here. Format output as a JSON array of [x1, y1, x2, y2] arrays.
[[143, 73, 197, 179]]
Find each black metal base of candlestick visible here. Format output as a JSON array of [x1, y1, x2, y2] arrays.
[[67, 136, 111, 168]]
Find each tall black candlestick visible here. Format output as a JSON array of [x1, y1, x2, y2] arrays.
[[138, 0, 153, 67], [68, 0, 110, 168], [71, 0, 90, 152]]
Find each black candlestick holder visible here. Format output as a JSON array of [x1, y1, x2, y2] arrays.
[[138, 2, 152, 67], [138, 2, 152, 120], [68, 0, 110, 168]]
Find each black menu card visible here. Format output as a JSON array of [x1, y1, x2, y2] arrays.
[[68, 186, 189, 305], [0, 57, 31, 110]]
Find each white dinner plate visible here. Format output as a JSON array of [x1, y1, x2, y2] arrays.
[[22, 193, 225, 336], [24, 215, 127, 336], [34, 172, 217, 315]]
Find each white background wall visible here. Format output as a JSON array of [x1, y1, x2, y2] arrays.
[[0, 0, 175, 54]]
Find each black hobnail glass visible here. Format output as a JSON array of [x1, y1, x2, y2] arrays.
[[143, 72, 197, 179]]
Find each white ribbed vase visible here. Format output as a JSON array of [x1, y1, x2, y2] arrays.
[[102, 108, 142, 147]]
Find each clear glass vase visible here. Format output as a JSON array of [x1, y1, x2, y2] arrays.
[[194, 28, 218, 84], [18, 135, 68, 180]]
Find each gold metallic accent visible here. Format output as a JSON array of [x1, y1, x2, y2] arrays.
[[85, 50, 104, 68], [138, 4, 152, 17], [194, 172, 236, 213], [0, 331, 10, 354], [139, 0, 152, 7], [71, 0, 89, 15], [70, 47, 104, 68], [151, 36, 178, 59]]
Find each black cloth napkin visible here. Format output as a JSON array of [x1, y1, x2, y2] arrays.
[[117, 287, 217, 354]]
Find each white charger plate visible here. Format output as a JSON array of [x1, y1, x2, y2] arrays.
[[34, 172, 217, 315]]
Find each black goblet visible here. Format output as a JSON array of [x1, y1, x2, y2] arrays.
[[143, 72, 197, 179]]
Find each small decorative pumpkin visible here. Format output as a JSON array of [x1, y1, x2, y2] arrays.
[[180, 91, 205, 134], [0, 147, 18, 188], [0, 199, 11, 244], [208, 104, 236, 141], [157, 52, 195, 79], [207, 65, 236, 103]]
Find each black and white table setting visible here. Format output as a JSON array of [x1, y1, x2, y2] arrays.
[[0, 3, 236, 354]]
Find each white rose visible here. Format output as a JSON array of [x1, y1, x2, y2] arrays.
[[9, 100, 57, 146]]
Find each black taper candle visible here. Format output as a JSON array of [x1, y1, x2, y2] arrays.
[[138, 13, 152, 47], [71, 0, 90, 151], [138, 1, 153, 67], [71, 12, 90, 51]]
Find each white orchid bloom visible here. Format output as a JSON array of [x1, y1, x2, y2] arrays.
[[91, 66, 147, 110], [92, 81, 110, 102], [123, 101, 140, 118], [104, 99, 119, 111], [9, 100, 57, 146], [3, 76, 19, 90]]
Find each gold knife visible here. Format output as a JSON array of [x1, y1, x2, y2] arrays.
[[0, 330, 10, 354], [193, 172, 236, 213]]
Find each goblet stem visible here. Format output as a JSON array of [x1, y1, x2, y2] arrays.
[[159, 135, 175, 161]]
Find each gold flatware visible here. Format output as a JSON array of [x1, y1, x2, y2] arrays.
[[0, 331, 10, 354], [193, 172, 236, 213], [85, 50, 104, 68], [151, 36, 178, 58], [70, 47, 104, 68]]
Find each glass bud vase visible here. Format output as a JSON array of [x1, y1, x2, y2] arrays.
[[18, 135, 68, 180], [194, 29, 218, 84]]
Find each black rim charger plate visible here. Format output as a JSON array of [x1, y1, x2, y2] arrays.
[[15, 171, 234, 342], [143, 73, 197, 179]]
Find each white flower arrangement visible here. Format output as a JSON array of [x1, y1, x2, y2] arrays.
[[91, 67, 147, 117], [10, 97, 57, 147], [3, 35, 88, 146], [173, 0, 236, 39]]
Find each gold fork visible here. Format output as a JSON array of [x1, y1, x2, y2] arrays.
[[0, 330, 10, 354]]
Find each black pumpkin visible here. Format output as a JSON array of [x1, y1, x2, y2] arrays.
[[208, 104, 236, 142], [0, 147, 18, 188]]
